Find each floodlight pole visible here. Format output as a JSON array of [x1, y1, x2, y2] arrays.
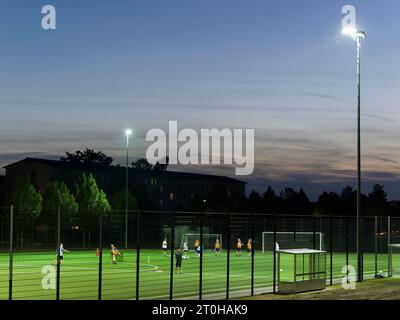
[[355, 32, 366, 282], [125, 130, 132, 250]]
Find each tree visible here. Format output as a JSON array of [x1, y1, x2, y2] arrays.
[[131, 158, 153, 170], [75, 173, 111, 247], [297, 188, 311, 214], [131, 157, 169, 171], [315, 192, 341, 216], [248, 190, 263, 213], [367, 184, 388, 216], [280, 187, 297, 201], [111, 189, 137, 211], [42, 181, 78, 227], [9, 176, 43, 249], [207, 184, 238, 212], [368, 184, 387, 203], [0, 181, 5, 208], [75, 174, 110, 212], [61, 148, 113, 166], [279, 187, 311, 215], [154, 156, 169, 172], [263, 186, 280, 213], [279, 187, 297, 214], [340, 186, 356, 215], [10, 176, 42, 219], [340, 185, 367, 216]]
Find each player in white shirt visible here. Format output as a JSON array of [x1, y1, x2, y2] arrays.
[[275, 242, 283, 272], [196, 245, 202, 258], [183, 242, 189, 259], [162, 239, 168, 256], [55, 243, 69, 265]]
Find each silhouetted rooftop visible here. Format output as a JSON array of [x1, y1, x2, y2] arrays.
[[4, 158, 246, 184]]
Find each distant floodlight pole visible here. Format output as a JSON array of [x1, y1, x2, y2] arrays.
[[342, 28, 366, 282], [125, 129, 133, 249]]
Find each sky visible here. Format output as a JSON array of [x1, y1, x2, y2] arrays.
[[1, 0, 400, 200]]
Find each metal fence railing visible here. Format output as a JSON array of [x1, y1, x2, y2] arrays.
[[0, 206, 397, 300]]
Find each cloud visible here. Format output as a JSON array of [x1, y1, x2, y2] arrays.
[[302, 92, 347, 102], [363, 113, 397, 123]]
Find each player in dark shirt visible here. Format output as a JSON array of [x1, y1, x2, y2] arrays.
[[175, 249, 183, 274]]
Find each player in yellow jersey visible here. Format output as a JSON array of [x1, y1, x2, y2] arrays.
[[214, 239, 221, 256], [236, 239, 242, 257], [194, 239, 200, 251], [111, 244, 121, 264], [247, 239, 252, 257]]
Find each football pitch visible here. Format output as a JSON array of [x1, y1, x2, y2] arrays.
[[0, 249, 394, 300]]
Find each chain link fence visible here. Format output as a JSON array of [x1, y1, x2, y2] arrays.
[[0, 206, 397, 300]]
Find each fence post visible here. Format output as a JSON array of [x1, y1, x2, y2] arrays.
[[136, 212, 140, 300], [199, 212, 204, 300], [8, 205, 14, 301], [251, 213, 255, 296], [1, 215, 3, 251], [330, 216, 333, 286], [293, 212, 296, 241], [273, 214, 277, 294], [226, 213, 231, 300], [313, 215, 316, 250], [374, 216, 378, 278], [98, 211, 103, 300], [388, 216, 391, 275], [346, 217, 349, 283], [56, 207, 61, 301], [169, 214, 175, 300], [360, 216, 364, 281]]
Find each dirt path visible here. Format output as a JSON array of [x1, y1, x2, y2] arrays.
[[241, 278, 400, 300]]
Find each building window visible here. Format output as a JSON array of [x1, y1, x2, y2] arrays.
[[169, 193, 175, 201], [160, 185, 163, 192], [30, 172, 36, 184], [160, 199, 164, 206]]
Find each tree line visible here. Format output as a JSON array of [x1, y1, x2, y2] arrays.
[[61, 148, 168, 172], [1, 149, 395, 221], [8, 173, 137, 222], [246, 184, 390, 216]]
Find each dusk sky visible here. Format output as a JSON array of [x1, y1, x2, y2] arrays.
[[1, 0, 400, 200]]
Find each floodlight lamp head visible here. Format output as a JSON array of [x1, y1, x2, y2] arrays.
[[125, 129, 133, 136], [342, 27, 366, 40], [353, 31, 366, 40]]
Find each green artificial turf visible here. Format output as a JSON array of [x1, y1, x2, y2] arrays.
[[0, 249, 395, 300]]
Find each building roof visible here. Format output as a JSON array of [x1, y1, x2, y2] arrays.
[[4, 158, 246, 184]]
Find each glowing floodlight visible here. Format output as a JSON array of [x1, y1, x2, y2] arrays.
[[342, 27, 357, 36], [342, 28, 366, 40]]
